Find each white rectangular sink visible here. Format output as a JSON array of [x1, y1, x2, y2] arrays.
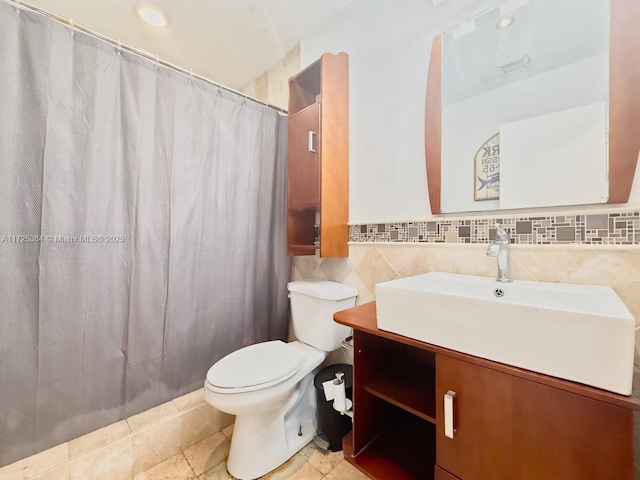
[[375, 272, 635, 395]]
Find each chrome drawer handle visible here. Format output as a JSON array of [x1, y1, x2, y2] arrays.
[[308, 131, 317, 153], [444, 390, 456, 439]]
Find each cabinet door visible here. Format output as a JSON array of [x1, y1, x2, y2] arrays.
[[288, 104, 320, 209], [436, 355, 633, 480]]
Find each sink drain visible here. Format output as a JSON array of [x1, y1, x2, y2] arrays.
[[494, 288, 505, 298]]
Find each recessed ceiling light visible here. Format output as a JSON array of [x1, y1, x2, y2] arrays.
[[134, 2, 170, 28], [496, 15, 515, 30]]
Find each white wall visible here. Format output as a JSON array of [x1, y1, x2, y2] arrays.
[[301, 0, 640, 223]]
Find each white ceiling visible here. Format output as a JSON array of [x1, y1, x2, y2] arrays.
[[25, 0, 354, 89]]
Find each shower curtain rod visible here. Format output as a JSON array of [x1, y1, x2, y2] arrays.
[[3, 0, 288, 115]]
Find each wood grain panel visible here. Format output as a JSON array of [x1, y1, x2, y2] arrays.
[[319, 52, 349, 257], [437, 355, 634, 480], [608, 0, 640, 204], [425, 35, 442, 215], [287, 53, 349, 257], [288, 104, 321, 209], [287, 209, 315, 256], [436, 355, 515, 480], [435, 466, 461, 480], [352, 330, 385, 454], [512, 377, 633, 480]]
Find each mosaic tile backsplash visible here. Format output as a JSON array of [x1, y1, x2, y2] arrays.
[[348, 211, 640, 245]]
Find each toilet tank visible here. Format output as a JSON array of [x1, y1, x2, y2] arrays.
[[288, 280, 358, 352]]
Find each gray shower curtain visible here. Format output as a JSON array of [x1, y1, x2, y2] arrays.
[[0, 2, 290, 467]]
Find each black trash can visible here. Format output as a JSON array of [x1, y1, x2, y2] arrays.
[[313, 364, 353, 451]]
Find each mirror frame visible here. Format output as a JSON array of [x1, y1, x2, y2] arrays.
[[425, 0, 640, 215]]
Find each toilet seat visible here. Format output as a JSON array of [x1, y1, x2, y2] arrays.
[[206, 340, 306, 394]]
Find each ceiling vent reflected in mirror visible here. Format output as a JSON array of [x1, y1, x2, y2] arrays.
[[496, 54, 531, 75]]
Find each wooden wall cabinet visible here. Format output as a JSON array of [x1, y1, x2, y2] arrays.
[[336, 303, 637, 480], [287, 53, 349, 257]]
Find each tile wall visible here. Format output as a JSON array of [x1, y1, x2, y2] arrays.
[[0, 390, 233, 480], [242, 43, 301, 110], [349, 211, 640, 245], [292, 239, 640, 479]]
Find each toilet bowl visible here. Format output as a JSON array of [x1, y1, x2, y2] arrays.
[[204, 280, 357, 480]]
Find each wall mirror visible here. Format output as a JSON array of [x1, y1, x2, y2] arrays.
[[425, 0, 640, 214]]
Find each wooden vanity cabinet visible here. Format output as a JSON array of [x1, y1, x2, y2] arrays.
[[335, 302, 638, 480], [287, 53, 349, 257], [436, 355, 633, 480]]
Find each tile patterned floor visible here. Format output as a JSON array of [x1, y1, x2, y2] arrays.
[[135, 424, 371, 480]]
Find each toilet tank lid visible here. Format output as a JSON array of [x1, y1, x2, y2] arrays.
[[287, 280, 358, 301]]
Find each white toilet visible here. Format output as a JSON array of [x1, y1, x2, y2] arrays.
[[204, 280, 357, 480]]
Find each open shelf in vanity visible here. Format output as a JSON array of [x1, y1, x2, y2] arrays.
[[344, 403, 436, 480], [364, 361, 436, 424], [336, 302, 640, 480], [348, 325, 438, 479]]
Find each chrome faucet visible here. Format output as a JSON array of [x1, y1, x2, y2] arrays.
[[486, 223, 511, 283]]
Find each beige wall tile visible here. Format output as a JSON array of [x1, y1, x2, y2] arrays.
[[319, 258, 352, 283], [0, 443, 68, 480], [340, 271, 374, 306], [283, 43, 301, 76], [297, 443, 343, 475], [345, 245, 374, 271], [240, 42, 300, 110], [376, 245, 423, 278], [291, 266, 304, 281], [444, 245, 498, 277], [254, 72, 269, 103], [183, 432, 229, 476], [134, 453, 194, 480], [310, 266, 329, 280], [127, 401, 179, 432], [242, 81, 257, 99], [172, 389, 206, 413], [294, 256, 320, 278], [509, 247, 599, 283], [560, 252, 640, 323], [353, 248, 397, 293], [268, 60, 288, 110], [179, 404, 233, 451], [68, 420, 130, 459], [131, 415, 182, 476], [69, 436, 132, 480]]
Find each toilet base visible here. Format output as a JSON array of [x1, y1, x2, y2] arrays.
[[226, 372, 317, 480]]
